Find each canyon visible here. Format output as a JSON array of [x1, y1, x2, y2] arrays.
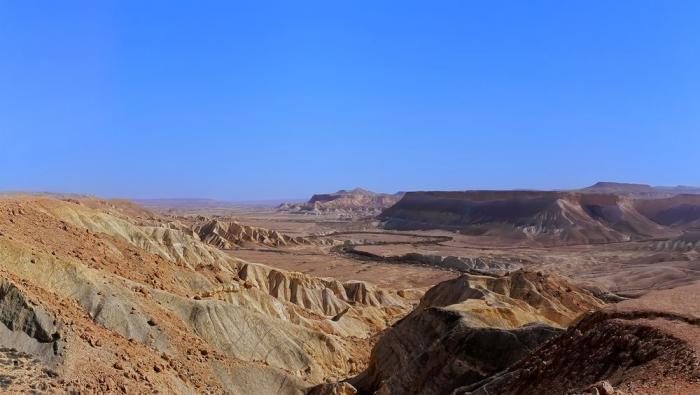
[[0, 183, 699, 394]]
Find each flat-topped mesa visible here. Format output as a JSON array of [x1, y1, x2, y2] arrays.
[[379, 190, 700, 244], [279, 188, 404, 215], [581, 181, 657, 195], [193, 218, 333, 248]]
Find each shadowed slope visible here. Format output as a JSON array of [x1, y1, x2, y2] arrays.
[[463, 282, 700, 395], [348, 270, 604, 394], [380, 191, 681, 245]]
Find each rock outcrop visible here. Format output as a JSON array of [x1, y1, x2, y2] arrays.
[[348, 270, 604, 394], [194, 218, 334, 248], [462, 283, 700, 394], [279, 188, 403, 216], [0, 278, 62, 369], [339, 244, 524, 275], [341, 269, 700, 395]]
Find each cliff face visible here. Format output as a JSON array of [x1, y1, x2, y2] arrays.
[[379, 191, 697, 244], [280, 188, 403, 215], [634, 194, 700, 228]]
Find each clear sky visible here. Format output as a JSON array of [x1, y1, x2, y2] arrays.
[[1, 1, 699, 200]]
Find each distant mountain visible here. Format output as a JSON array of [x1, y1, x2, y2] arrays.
[[279, 188, 404, 215], [653, 185, 700, 195], [581, 181, 658, 195], [581, 181, 700, 197]]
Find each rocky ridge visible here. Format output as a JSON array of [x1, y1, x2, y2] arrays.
[[0, 196, 411, 393], [346, 270, 605, 394], [194, 218, 335, 249]]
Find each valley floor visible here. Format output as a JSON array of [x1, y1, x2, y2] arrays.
[[209, 206, 700, 298]]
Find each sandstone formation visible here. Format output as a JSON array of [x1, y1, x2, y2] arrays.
[[320, 268, 700, 395], [279, 188, 403, 216], [347, 271, 605, 394], [461, 282, 700, 394], [380, 190, 700, 245], [194, 218, 335, 248], [0, 196, 410, 393]]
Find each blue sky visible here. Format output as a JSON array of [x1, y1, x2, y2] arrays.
[[1, 1, 699, 200]]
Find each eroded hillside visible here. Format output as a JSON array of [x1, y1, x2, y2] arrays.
[[279, 188, 403, 216], [347, 271, 604, 394], [380, 191, 700, 245], [193, 218, 335, 248], [0, 196, 411, 393], [3, 194, 700, 395], [322, 270, 700, 395]]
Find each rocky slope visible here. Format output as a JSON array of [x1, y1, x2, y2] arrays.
[[194, 218, 335, 248], [312, 271, 700, 395], [0, 196, 411, 393], [380, 191, 697, 245], [634, 194, 700, 228], [347, 270, 604, 394], [279, 188, 403, 216], [461, 282, 700, 394], [321, 269, 700, 395]]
